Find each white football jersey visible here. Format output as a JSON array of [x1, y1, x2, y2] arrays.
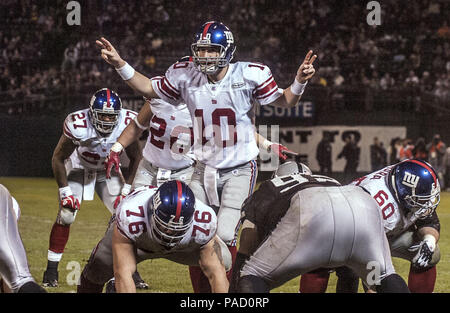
[[151, 61, 283, 168], [115, 186, 217, 254], [143, 98, 195, 170], [350, 165, 417, 238], [63, 108, 138, 170]]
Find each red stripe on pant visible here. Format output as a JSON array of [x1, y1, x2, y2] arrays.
[[189, 245, 237, 293], [49, 223, 70, 253]]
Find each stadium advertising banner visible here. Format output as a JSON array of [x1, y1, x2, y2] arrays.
[[255, 101, 315, 122], [265, 125, 406, 172]]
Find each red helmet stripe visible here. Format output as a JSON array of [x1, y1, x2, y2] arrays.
[[175, 180, 182, 222], [408, 159, 437, 184], [106, 89, 111, 107], [202, 22, 214, 39]]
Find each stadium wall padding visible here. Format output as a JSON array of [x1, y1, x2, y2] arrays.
[[0, 110, 445, 178], [0, 114, 64, 177]]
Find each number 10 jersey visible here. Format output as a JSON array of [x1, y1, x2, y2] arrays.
[[151, 61, 283, 169]]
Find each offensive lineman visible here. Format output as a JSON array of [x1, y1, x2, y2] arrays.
[[42, 88, 142, 287], [96, 21, 316, 291], [230, 161, 410, 293], [300, 158, 441, 293], [0, 184, 46, 293], [77, 180, 231, 293]]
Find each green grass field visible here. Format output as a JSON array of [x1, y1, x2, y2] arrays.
[[1, 176, 449, 293]]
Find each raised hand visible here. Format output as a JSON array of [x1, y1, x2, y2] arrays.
[[296, 50, 317, 84], [95, 37, 126, 69]]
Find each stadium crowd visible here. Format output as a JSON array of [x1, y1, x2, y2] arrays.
[[0, 0, 448, 115]]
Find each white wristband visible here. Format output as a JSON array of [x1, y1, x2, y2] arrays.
[[291, 79, 307, 96], [116, 62, 135, 81], [121, 183, 132, 196], [59, 186, 73, 199], [111, 142, 124, 153], [262, 139, 273, 151]]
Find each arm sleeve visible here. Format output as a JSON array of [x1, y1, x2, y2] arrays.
[[150, 65, 183, 105], [245, 63, 283, 106]]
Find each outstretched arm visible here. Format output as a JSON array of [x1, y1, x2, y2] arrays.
[[270, 50, 317, 108], [254, 131, 298, 160], [96, 37, 159, 99], [112, 224, 137, 293], [198, 236, 229, 293], [106, 102, 152, 179], [52, 134, 77, 188]]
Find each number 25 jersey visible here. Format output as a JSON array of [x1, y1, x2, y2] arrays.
[[151, 61, 283, 169]]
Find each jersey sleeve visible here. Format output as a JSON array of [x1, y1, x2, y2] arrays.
[[244, 63, 283, 106], [63, 111, 88, 144], [151, 64, 185, 106], [192, 200, 218, 247]]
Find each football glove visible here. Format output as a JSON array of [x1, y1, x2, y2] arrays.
[[408, 235, 436, 269], [105, 142, 123, 179], [269, 143, 298, 161], [59, 186, 80, 211], [113, 183, 131, 209]]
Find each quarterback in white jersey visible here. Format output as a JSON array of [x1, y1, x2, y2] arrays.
[[77, 181, 231, 293], [96, 20, 316, 292], [42, 88, 142, 288], [0, 184, 46, 293]]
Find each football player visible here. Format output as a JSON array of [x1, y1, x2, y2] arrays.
[[96, 21, 314, 291], [230, 161, 410, 293], [42, 88, 142, 288], [77, 180, 231, 293], [106, 96, 195, 188], [0, 184, 47, 293], [299, 159, 441, 293]]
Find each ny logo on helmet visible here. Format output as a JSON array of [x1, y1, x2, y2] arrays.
[[224, 31, 234, 43], [402, 172, 420, 188], [153, 191, 162, 210]]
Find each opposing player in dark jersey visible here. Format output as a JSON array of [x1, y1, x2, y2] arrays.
[[300, 159, 441, 293], [230, 161, 410, 293]]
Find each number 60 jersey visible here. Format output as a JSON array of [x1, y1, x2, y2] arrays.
[[115, 186, 218, 254], [350, 165, 417, 238]]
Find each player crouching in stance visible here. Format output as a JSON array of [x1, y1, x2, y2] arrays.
[[230, 161, 410, 293], [42, 88, 142, 287], [300, 159, 441, 293], [0, 184, 46, 293], [77, 180, 231, 293]]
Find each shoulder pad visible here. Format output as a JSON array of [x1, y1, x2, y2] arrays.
[[63, 109, 91, 141]]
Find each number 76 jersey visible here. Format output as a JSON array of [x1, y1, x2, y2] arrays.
[[350, 165, 417, 238], [115, 186, 218, 254]]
